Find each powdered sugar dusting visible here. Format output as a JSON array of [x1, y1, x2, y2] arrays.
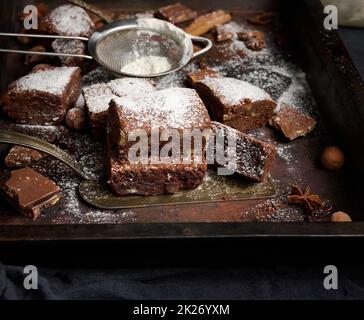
[[83, 78, 155, 114], [113, 87, 210, 129], [15, 66, 79, 96], [46, 5, 94, 37], [200, 77, 273, 105]]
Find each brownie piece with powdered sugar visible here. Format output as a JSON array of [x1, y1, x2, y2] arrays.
[[194, 77, 276, 132], [2, 65, 81, 125], [83, 78, 156, 137]]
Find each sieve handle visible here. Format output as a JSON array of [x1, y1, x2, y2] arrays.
[[190, 36, 213, 60], [0, 33, 93, 59]]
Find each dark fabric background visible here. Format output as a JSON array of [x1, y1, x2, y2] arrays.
[[0, 28, 364, 301]]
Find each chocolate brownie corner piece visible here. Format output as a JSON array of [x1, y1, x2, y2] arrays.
[[83, 78, 156, 137], [269, 104, 316, 140], [2, 65, 81, 125], [155, 2, 197, 24], [210, 121, 276, 182], [40, 4, 95, 37], [194, 77, 276, 132], [107, 145, 206, 196], [0, 167, 61, 221]]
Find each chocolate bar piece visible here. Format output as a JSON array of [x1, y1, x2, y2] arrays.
[[155, 2, 197, 24], [209, 122, 276, 182], [5, 146, 47, 168], [0, 167, 61, 221], [184, 10, 232, 36], [269, 104, 316, 140], [186, 68, 220, 85]]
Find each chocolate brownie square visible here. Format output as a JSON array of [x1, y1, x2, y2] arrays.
[[39, 4, 95, 37], [209, 121, 276, 182], [2, 65, 81, 125], [107, 142, 207, 196], [108, 87, 211, 161], [194, 77, 276, 132], [83, 78, 156, 137]]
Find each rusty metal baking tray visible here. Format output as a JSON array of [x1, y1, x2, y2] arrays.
[[0, 0, 363, 241]]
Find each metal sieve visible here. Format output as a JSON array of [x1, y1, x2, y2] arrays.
[[0, 18, 213, 77]]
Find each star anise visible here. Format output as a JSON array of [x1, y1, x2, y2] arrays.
[[237, 31, 265, 51], [287, 184, 324, 213]]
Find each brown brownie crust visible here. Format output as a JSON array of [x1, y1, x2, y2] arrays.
[[2, 65, 81, 125], [194, 77, 276, 132], [107, 141, 207, 196]]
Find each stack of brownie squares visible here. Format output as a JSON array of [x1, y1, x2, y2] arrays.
[[106, 87, 212, 196]]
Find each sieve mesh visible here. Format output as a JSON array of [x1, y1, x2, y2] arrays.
[[95, 29, 185, 75]]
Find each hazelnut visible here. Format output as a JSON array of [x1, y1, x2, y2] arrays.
[[17, 29, 32, 45], [321, 146, 345, 170], [26, 45, 47, 65], [65, 108, 86, 130], [331, 211, 352, 222]]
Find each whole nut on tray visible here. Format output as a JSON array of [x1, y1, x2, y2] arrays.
[[321, 146, 345, 170], [65, 107, 86, 130], [25, 45, 47, 65], [17, 29, 32, 45], [331, 211, 352, 222]]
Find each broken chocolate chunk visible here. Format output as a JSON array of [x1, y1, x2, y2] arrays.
[[5, 146, 47, 168], [214, 25, 233, 42], [155, 2, 197, 24], [269, 104, 316, 140], [186, 68, 220, 85], [0, 167, 61, 221]]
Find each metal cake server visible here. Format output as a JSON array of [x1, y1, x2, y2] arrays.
[[0, 130, 276, 209]]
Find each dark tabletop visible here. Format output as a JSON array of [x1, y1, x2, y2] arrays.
[[1, 27, 364, 301]]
